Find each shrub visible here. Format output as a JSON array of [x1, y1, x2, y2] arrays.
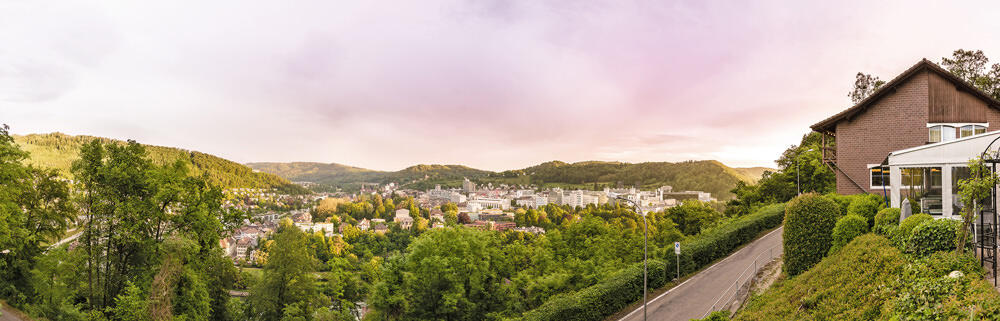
[[520, 260, 667, 321], [906, 218, 963, 256], [873, 208, 901, 235], [846, 194, 885, 226], [825, 193, 859, 217], [913, 251, 984, 279], [892, 214, 932, 246], [783, 194, 839, 276], [828, 215, 868, 255], [694, 311, 731, 321]]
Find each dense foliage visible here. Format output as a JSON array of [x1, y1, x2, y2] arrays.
[[0, 126, 252, 320], [14, 133, 306, 194], [906, 219, 965, 256], [873, 208, 901, 235], [846, 194, 885, 227], [829, 215, 868, 255], [736, 234, 1000, 320], [519, 260, 667, 321], [892, 214, 933, 246], [782, 194, 839, 276]]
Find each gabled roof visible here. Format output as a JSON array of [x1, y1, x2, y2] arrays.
[[811, 59, 1000, 133]]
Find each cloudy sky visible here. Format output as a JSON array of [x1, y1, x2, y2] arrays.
[[3, 1, 1000, 171]]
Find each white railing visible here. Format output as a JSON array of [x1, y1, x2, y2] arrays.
[[703, 245, 781, 318]]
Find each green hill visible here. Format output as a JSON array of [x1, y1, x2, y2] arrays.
[[15, 133, 307, 194], [249, 160, 773, 199]]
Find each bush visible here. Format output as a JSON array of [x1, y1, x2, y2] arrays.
[[892, 214, 932, 246], [906, 218, 963, 256], [520, 260, 667, 321], [913, 251, 984, 279], [783, 194, 839, 276], [694, 311, 731, 321], [846, 194, 885, 226], [829, 215, 868, 255], [825, 193, 859, 217], [873, 208, 901, 235]]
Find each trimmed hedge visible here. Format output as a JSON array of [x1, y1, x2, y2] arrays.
[[873, 208, 901, 235], [784, 194, 839, 276], [520, 260, 667, 321], [846, 194, 885, 227], [520, 203, 787, 321], [906, 218, 963, 256], [829, 215, 868, 255], [825, 193, 861, 217], [892, 214, 932, 246]]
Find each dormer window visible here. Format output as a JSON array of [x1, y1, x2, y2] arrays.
[[928, 125, 955, 143], [959, 125, 987, 138], [928, 123, 988, 143]]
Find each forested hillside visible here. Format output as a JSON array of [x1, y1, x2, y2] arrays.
[[15, 133, 307, 193], [250, 160, 772, 199]]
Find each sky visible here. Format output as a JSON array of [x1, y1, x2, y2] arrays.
[[3, 1, 1000, 171]]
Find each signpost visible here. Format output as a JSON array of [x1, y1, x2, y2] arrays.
[[674, 242, 680, 280]]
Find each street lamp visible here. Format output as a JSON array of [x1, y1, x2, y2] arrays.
[[617, 196, 648, 321], [796, 148, 815, 195]]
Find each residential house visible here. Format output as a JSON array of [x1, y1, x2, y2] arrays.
[[812, 59, 1000, 204]]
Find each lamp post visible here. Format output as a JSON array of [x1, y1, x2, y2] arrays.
[[617, 196, 648, 321], [796, 148, 815, 195]]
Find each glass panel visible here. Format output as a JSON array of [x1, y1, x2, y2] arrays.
[[975, 125, 987, 134], [960, 125, 974, 138], [929, 126, 942, 143], [942, 126, 956, 141], [871, 167, 890, 187], [902, 167, 942, 215], [952, 166, 970, 215]]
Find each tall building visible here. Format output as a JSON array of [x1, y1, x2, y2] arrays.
[[462, 178, 477, 193]]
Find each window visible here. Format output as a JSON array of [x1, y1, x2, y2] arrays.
[[959, 125, 987, 138], [928, 125, 956, 143], [870, 166, 890, 188], [901, 167, 942, 215]]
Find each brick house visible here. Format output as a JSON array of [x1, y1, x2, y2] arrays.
[[811, 59, 1000, 201]]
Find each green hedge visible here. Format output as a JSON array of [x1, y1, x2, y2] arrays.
[[892, 214, 932, 246], [784, 194, 839, 276], [846, 194, 885, 227], [520, 203, 786, 321], [907, 218, 963, 256], [829, 215, 868, 255], [873, 208, 901, 235], [520, 260, 667, 321]]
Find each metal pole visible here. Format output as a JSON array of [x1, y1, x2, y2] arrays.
[[643, 213, 648, 321]]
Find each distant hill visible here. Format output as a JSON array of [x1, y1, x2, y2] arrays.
[[249, 159, 774, 199], [246, 162, 491, 192], [731, 167, 774, 183], [15, 133, 307, 194]]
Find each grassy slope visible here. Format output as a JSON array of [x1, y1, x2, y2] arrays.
[[735, 234, 1000, 320], [16, 133, 307, 193], [251, 160, 775, 199]]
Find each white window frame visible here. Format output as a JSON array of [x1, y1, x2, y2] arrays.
[[927, 123, 988, 142], [959, 124, 988, 138], [868, 164, 891, 189]]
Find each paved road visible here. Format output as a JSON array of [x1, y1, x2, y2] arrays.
[[619, 227, 784, 321]]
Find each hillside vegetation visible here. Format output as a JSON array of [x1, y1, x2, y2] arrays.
[[735, 234, 1000, 320], [15, 133, 307, 193], [249, 160, 770, 199]]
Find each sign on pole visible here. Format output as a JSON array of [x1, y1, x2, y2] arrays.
[[674, 242, 681, 280]]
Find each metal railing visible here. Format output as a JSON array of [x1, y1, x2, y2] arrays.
[[703, 245, 781, 318]]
